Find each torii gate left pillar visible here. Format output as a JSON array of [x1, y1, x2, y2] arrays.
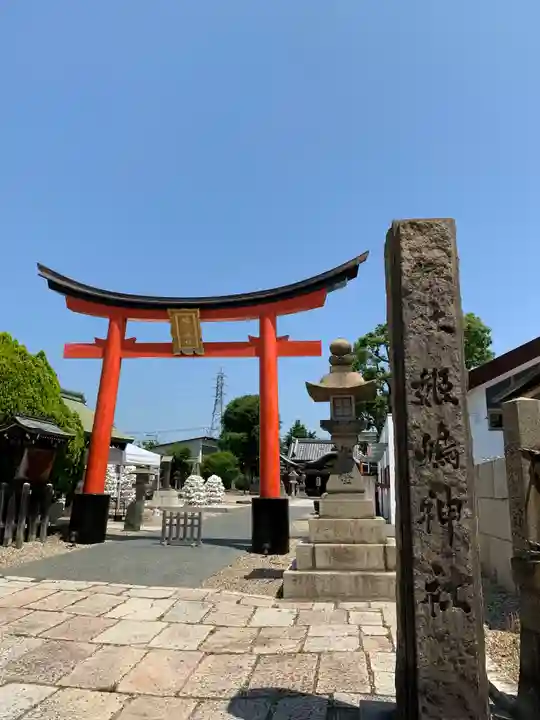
[[37, 255, 368, 550]]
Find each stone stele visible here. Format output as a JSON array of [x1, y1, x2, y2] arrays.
[[386, 219, 490, 720]]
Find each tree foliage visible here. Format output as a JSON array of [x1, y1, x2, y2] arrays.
[[219, 394, 260, 478], [283, 420, 317, 452], [0, 332, 85, 490], [165, 444, 192, 486], [352, 314, 495, 434], [200, 451, 240, 490]]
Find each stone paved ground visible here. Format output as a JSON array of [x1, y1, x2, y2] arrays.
[[0, 575, 516, 719]]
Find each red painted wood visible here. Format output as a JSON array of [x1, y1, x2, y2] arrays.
[[83, 316, 126, 494], [258, 313, 281, 499], [65, 288, 328, 321], [64, 339, 322, 360]]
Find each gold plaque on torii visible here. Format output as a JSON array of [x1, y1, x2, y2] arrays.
[[168, 309, 204, 355]]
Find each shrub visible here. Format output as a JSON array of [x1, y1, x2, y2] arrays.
[[0, 332, 85, 492], [200, 451, 240, 490]]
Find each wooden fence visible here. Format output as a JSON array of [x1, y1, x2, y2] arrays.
[[0, 482, 54, 548]]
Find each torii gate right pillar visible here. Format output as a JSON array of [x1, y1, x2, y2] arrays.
[[252, 311, 290, 554]]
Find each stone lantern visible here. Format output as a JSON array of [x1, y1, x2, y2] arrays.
[[306, 338, 375, 505], [283, 339, 396, 600]]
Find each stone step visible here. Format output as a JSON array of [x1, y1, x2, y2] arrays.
[[295, 542, 394, 571], [318, 497, 375, 519], [309, 517, 387, 545], [282, 568, 396, 600]]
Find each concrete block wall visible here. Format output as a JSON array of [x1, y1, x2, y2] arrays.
[[475, 458, 515, 592]]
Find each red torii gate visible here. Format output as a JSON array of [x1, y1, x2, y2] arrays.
[[38, 254, 367, 550]]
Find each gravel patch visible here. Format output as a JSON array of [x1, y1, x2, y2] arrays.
[[201, 539, 299, 597], [0, 534, 79, 571], [482, 576, 520, 683]]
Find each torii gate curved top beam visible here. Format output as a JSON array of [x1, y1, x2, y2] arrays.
[[37, 253, 367, 321], [37, 253, 369, 545]]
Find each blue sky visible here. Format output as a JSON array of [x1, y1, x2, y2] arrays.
[[1, 2, 538, 443]]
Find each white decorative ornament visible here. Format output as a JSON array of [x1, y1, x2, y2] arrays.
[[181, 474, 208, 507], [205, 474, 225, 505]]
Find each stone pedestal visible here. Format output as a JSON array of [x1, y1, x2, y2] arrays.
[[283, 467, 396, 599]]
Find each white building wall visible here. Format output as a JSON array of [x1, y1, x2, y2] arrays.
[[377, 414, 395, 525], [468, 355, 540, 463]]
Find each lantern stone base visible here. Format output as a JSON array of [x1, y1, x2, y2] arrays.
[[283, 492, 396, 600], [283, 567, 396, 600]]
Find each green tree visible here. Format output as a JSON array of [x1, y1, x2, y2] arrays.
[[219, 394, 260, 478], [463, 313, 496, 369], [166, 444, 192, 486], [141, 440, 157, 450], [0, 332, 85, 492], [283, 420, 316, 452], [200, 451, 240, 490], [352, 314, 495, 433]]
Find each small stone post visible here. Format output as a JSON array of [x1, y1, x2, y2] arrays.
[[386, 219, 489, 719], [503, 398, 540, 717]]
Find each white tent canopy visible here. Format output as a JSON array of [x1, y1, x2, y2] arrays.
[[108, 443, 161, 468]]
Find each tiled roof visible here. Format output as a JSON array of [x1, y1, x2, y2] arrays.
[[0, 415, 73, 439], [61, 390, 133, 444], [288, 439, 334, 462], [288, 438, 370, 464]]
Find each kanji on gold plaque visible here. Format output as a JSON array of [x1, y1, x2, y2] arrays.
[[168, 309, 204, 355]]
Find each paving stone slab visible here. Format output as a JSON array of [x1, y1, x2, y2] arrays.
[[205, 602, 255, 627], [125, 587, 176, 599], [40, 615, 119, 642], [92, 619, 167, 645], [360, 625, 388, 636], [37, 581, 100, 591], [249, 653, 318, 695], [181, 652, 257, 698], [174, 587, 214, 601], [0, 636, 44, 677], [117, 648, 203, 696], [251, 626, 307, 654], [162, 600, 212, 624], [148, 622, 212, 650], [80, 584, 129, 595], [308, 625, 357, 637], [0, 682, 57, 720], [27, 590, 89, 611], [2, 639, 97, 684], [348, 611, 383, 626], [58, 644, 147, 690], [0, 607, 32, 626], [190, 698, 272, 720], [368, 653, 396, 674], [0, 583, 34, 598], [67, 593, 126, 616], [0, 586, 58, 607], [3, 610, 71, 636], [239, 595, 275, 607], [116, 696, 198, 720], [105, 597, 176, 621], [372, 671, 395, 697], [317, 652, 371, 695], [361, 636, 394, 653], [200, 626, 259, 653], [296, 610, 348, 626], [21, 687, 128, 720], [304, 633, 360, 652], [249, 607, 297, 627]]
